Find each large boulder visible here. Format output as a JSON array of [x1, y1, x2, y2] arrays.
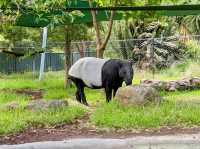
[[115, 85, 161, 106], [25, 99, 68, 111]]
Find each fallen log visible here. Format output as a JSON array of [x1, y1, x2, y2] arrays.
[[140, 77, 200, 91]]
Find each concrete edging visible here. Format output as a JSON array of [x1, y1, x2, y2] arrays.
[[1, 133, 200, 149]]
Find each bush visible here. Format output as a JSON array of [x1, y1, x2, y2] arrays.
[[185, 40, 200, 61]]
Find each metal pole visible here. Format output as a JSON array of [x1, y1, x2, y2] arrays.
[[39, 27, 48, 81]]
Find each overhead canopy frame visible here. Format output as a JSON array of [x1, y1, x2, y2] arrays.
[[15, 3, 200, 27]]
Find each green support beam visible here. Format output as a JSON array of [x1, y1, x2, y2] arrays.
[[159, 10, 200, 16], [65, 4, 200, 11]]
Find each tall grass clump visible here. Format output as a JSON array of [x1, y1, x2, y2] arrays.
[[91, 99, 200, 129]]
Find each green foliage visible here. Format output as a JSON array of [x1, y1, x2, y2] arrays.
[[185, 40, 200, 60], [172, 0, 200, 35], [1, 0, 85, 31], [0, 25, 40, 49], [48, 24, 91, 43]]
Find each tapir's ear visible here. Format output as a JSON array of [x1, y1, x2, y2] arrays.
[[128, 59, 134, 65]]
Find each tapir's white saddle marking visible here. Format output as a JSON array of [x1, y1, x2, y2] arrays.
[[69, 57, 108, 87]]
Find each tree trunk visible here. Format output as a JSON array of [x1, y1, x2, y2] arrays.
[[88, 0, 102, 58], [88, 0, 115, 58], [99, 10, 115, 56], [64, 25, 72, 88], [96, 46, 104, 58], [75, 42, 85, 58]]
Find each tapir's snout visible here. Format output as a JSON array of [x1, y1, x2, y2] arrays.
[[125, 79, 132, 86]]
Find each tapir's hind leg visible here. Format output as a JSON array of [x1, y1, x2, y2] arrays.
[[70, 77, 89, 106], [75, 90, 82, 103], [77, 81, 88, 106], [79, 86, 88, 106]]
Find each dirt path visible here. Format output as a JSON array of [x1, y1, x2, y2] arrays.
[[1, 111, 200, 145]]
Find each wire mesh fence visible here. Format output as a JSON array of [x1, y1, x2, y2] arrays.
[[0, 34, 200, 74]]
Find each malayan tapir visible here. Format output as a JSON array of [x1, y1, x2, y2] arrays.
[[68, 57, 134, 106]]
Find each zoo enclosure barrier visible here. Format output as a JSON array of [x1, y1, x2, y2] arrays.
[[0, 34, 199, 74]]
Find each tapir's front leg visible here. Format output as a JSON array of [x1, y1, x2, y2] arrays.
[[113, 81, 123, 98], [113, 87, 119, 98], [105, 86, 112, 103]]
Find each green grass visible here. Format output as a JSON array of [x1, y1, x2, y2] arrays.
[[91, 98, 200, 129], [0, 72, 87, 135], [133, 60, 200, 84], [90, 60, 200, 129], [0, 71, 64, 90], [0, 60, 200, 135], [0, 92, 30, 105], [0, 106, 85, 135], [0, 72, 70, 100], [164, 90, 200, 100]]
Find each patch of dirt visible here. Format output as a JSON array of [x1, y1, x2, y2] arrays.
[[1, 89, 43, 100], [1, 113, 200, 145]]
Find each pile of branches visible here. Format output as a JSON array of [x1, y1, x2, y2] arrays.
[[132, 34, 185, 70], [131, 22, 185, 70]]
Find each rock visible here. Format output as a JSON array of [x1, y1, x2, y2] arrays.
[[26, 100, 48, 111], [115, 85, 161, 106], [48, 100, 68, 109], [5, 102, 20, 110], [25, 99, 68, 111]]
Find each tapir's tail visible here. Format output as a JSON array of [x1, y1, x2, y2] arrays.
[[68, 75, 72, 80]]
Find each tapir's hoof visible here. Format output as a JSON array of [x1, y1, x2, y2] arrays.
[[83, 102, 89, 106]]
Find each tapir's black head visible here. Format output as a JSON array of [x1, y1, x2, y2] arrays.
[[119, 60, 134, 85]]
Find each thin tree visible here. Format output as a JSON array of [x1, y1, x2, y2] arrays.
[[88, 0, 116, 58], [64, 25, 72, 88]]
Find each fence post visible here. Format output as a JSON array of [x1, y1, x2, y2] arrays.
[[33, 57, 36, 74], [152, 38, 155, 79], [39, 27, 48, 81]]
